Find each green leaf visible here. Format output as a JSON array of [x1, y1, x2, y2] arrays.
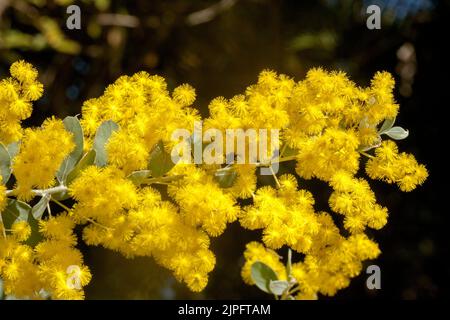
[[281, 145, 298, 157], [269, 280, 290, 295], [38, 289, 51, 300], [0, 141, 21, 185], [148, 141, 175, 178], [1, 199, 43, 247], [50, 189, 71, 201], [7, 141, 20, 159], [93, 120, 119, 167], [56, 116, 84, 184], [0, 278, 3, 300], [382, 126, 409, 140], [214, 169, 238, 188], [31, 194, 50, 220], [66, 149, 96, 185], [25, 210, 44, 247], [251, 261, 278, 293], [1, 199, 30, 230], [0, 143, 12, 184], [379, 117, 396, 134], [127, 170, 152, 186]]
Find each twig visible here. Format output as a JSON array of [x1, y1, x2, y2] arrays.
[[269, 165, 281, 188], [6, 185, 67, 197], [50, 198, 71, 212], [0, 0, 10, 19], [97, 13, 140, 28], [186, 0, 237, 26], [47, 201, 52, 218], [1, 219, 6, 238], [51, 198, 111, 231], [141, 175, 185, 185]]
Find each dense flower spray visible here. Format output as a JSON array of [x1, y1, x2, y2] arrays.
[[0, 61, 427, 299]]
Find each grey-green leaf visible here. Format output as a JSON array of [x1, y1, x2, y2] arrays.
[[31, 194, 50, 220], [383, 126, 409, 140], [93, 120, 119, 167], [251, 261, 278, 293], [1, 199, 43, 247], [0, 278, 3, 300], [0, 143, 12, 184], [6, 141, 20, 159], [379, 117, 396, 134], [214, 169, 238, 188], [26, 210, 44, 247], [148, 141, 175, 178], [127, 170, 152, 186], [56, 116, 84, 184], [50, 189, 71, 201], [66, 149, 96, 185], [281, 145, 299, 157], [269, 280, 290, 295], [1, 199, 30, 230]]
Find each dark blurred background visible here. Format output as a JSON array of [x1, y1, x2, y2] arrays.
[[0, 0, 447, 299]]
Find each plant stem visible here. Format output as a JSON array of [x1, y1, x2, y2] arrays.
[[51, 198, 111, 230], [1, 221, 6, 238], [288, 286, 300, 295], [360, 151, 375, 159], [84, 218, 112, 230], [255, 155, 297, 168], [47, 202, 52, 218], [287, 248, 292, 277], [142, 175, 185, 185], [279, 144, 288, 158], [270, 165, 281, 188], [6, 185, 68, 197], [50, 198, 71, 212]]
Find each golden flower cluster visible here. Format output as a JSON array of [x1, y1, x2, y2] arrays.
[[0, 61, 428, 299]]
